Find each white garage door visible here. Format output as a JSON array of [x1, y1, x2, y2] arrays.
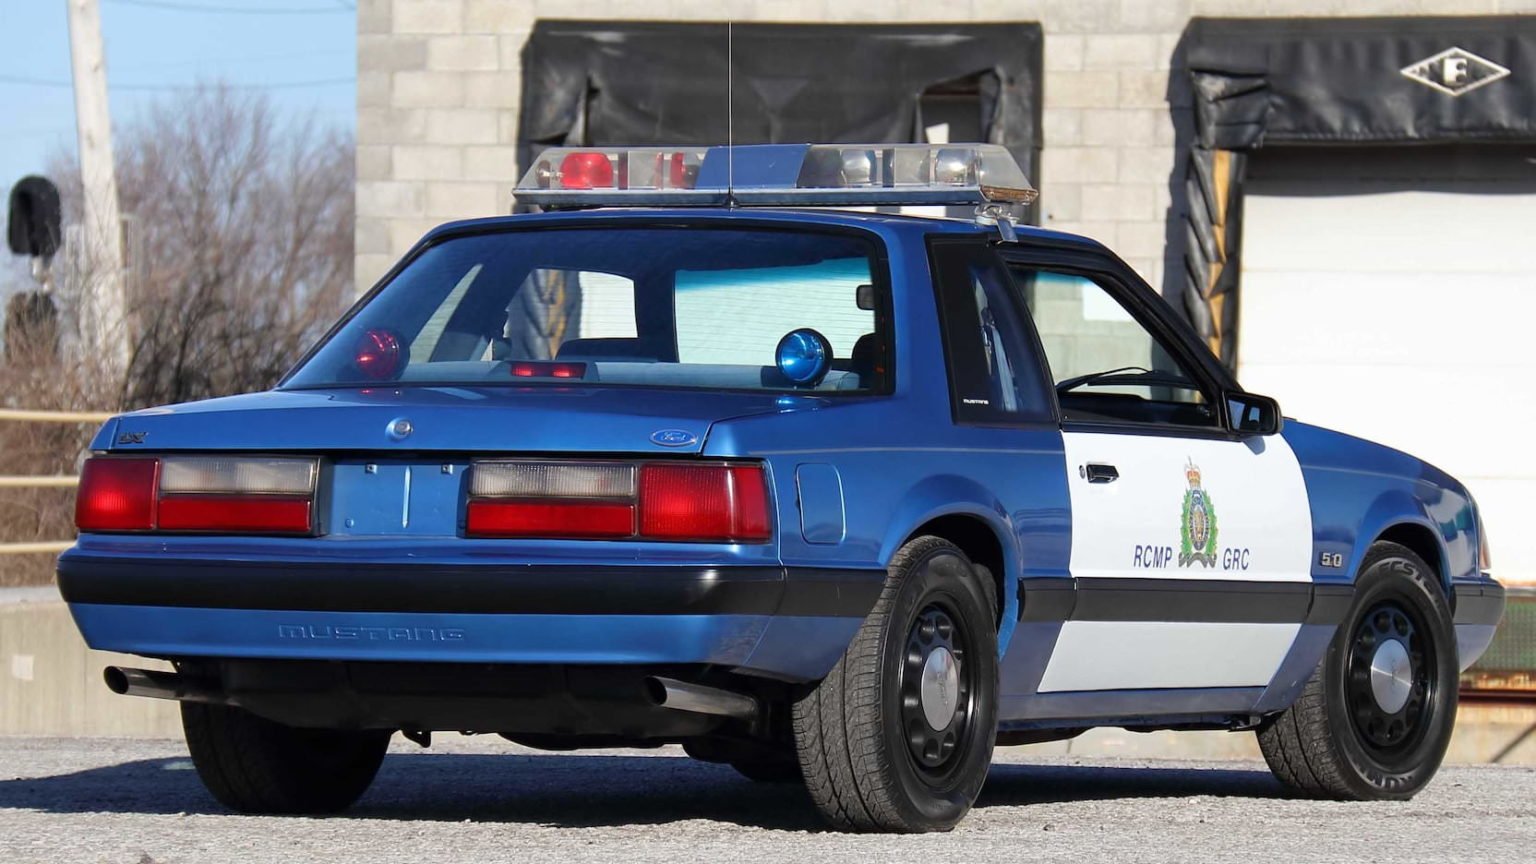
[[1239, 149, 1536, 586]]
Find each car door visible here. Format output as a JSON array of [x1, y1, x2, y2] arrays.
[[1001, 251, 1314, 696]]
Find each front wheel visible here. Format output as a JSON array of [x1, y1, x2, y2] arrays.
[[182, 703, 392, 814], [1256, 541, 1458, 799], [792, 536, 999, 832]]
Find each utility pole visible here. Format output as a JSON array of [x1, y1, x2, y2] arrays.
[[65, 0, 129, 378]]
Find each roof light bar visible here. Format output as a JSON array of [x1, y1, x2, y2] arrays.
[[513, 143, 1036, 209]]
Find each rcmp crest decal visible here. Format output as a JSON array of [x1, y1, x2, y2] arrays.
[[1178, 459, 1218, 567]]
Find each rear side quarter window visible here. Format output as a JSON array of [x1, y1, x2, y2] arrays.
[[928, 238, 1053, 425]]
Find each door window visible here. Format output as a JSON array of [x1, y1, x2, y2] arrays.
[[1013, 268, 1217, 428]]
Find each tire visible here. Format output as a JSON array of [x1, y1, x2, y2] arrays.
[[181, 702, 392, 814], [1256, 541, 1458, 800], [792, 536, 999, 832]]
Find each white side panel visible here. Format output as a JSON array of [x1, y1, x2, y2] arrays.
[[1038, 622, 1301, 692], [1062, 431, 1314, 583]]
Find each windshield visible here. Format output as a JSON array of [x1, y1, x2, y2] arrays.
[[284, 226, 889, 394]]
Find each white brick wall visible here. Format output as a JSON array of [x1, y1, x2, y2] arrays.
[[356, 0, 1509, 293]]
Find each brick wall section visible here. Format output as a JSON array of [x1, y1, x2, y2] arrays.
[[356, 0, 1518, 294]]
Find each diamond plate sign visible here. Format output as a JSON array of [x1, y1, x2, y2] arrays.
[[1400, 47, 1511, 97]]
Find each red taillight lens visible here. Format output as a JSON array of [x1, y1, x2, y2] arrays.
[[466, 460, 771, 543], [639, 464, 771, 542], [158, 495, 313, 534], [466, 500, 635, 539], [559, 152, 614, 189], [74, 455, 318, 535], [76, 458, 158, 531]]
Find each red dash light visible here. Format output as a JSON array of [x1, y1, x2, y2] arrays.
[[639, 464, 771, 542], [559, 152, 614, 190], [356, 329, 402, 381], [75, 458, 158, 532]]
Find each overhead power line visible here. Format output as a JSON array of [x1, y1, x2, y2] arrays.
[[0, 73, 355, 92], [104, 0, 352, 13]]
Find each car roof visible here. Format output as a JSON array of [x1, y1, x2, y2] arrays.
[[420, 207, 1106, 252]]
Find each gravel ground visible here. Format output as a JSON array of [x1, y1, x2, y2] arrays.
[[1, 735, 1533, 864]]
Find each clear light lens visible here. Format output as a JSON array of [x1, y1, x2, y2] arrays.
[[515, 143, 1035, 207], [472, 461, 636, 499], [159, 457, 317, 496], [795, 144, 1035, 203]]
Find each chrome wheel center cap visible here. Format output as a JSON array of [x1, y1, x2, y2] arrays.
[[920, 646, 960, 730], [1369, 639, 1413, 714]]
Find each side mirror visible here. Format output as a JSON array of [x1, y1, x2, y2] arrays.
[[1225, 391, 1283, 437]]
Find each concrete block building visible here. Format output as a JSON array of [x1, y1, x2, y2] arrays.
[[356, 0, 1536, 608]]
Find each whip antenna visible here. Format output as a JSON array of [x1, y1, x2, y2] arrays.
[[727, 21, 734, 205]]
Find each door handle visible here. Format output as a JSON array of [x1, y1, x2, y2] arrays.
[[1083, 463, 1119, 484]]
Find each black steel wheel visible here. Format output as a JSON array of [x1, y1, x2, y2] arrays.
[[1256, 541, 1457, 800], [899, 603, 980, 780], [1345, 599, 1435, 759], [792, 535, 998, 832]]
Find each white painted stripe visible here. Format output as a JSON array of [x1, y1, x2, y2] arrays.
[[1037, 621, 1300, 692]]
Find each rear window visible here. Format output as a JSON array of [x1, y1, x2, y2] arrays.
[[285, 226, 888, 394]]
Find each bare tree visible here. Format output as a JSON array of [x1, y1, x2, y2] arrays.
[[112, 85, 354, 405], [0, 84, 355, 585]]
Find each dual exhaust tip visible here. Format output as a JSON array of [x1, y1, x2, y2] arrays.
[[104, 666, 759, 720]]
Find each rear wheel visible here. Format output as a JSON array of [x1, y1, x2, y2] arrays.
[[1256, 541, 1457, 799], [792, 536, 998, 832], [182, 703, 392, 814]]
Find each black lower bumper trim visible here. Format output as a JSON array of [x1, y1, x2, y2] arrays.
[[56, 553, 883, 618], [1452, 580, 1506, 627]]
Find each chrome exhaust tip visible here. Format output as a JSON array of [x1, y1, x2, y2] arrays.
[[103, 666, 224, 704], [643, 676, 758, 719]]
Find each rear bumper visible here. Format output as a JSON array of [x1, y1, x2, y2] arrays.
[[59, 552, 883, 682], [1452, 578, 1506, 672]]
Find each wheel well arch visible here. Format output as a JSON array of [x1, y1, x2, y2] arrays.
[[1373, 521, 1447, 591], [902, 513, 1007, 628]]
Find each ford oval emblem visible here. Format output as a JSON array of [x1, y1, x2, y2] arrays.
[[387, 417, 414, 441], [650, 429, 697, 448]]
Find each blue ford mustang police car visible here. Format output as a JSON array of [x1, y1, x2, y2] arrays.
[[59, 144, 1505, 832]]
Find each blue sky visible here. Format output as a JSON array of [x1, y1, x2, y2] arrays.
[[0, 0, 356, 195]]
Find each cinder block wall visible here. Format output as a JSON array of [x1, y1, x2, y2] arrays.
[[355, 0, 1525, 294]]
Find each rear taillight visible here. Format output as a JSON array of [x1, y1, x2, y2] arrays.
[[638, 463, 770, 542], [75, 456, 319, 535], [467, 460, 772, 543], [76, 458, 159, 531]]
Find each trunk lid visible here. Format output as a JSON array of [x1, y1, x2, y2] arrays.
[[106, 386, 791, 455]]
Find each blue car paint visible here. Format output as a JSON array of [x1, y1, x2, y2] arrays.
[[68, 603, 861, 679], [64, 206, 1499, 728], [1284, 420, 1478, 587]]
